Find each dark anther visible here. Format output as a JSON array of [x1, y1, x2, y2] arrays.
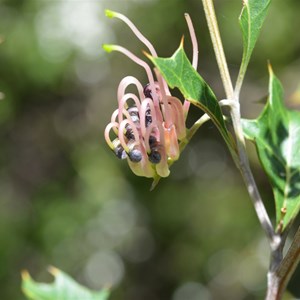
[[148, 150, 161, 164], [149, 135, 157, 146], [128, 148, 142, 162], [145, 108, 152, 127], [114, 147, 127, 160], [125, 106, 140, 139], [125, 124, 135, 140], [148, 135, 161, 164], [127, 107, 139, 122], [112, 139, 127, 160], [143, 83, 152, 99]]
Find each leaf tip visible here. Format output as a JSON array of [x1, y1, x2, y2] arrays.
[[143, 50, 153, 61], [103, 283, 112, 290], [48, 266, 60, 276], [150, 176, 161, 191], [267, 61, 274, 75], [21, 270, 31, 281], [180, 35, 185, 48]]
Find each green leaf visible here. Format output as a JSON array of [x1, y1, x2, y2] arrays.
[[22, 267, 110, 300], [239, 0, 271, 71], [148, 41, 235, 152], [242, 66, 300, 232]]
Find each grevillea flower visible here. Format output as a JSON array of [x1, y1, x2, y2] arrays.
[[104, 10, 198, 179]]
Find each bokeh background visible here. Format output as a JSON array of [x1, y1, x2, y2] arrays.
[[1, 0, 300, 299]]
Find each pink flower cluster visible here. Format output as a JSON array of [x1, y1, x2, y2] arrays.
[[104, 11, 198, 178]]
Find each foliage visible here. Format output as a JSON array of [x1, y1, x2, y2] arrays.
[[22, 267, 110, 300], [243, 66, 300, 232], [149, 42, 235, 152], [238, 0, 271, 76], [0, 0, 300, 300]]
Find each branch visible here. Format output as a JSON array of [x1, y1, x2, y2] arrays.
[[271, 226, 300, 299]]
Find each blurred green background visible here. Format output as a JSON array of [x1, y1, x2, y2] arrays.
[[0, 0, 300, 299]]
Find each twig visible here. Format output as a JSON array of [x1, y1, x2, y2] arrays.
[[201, 0, 275, 244], [201, 0, 233, 98]]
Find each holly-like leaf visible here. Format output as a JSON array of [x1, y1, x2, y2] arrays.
[[22, 267, 110, 300], [242, 66, 300, 232], [239, 0, 271, 72], [148, 41, 235, 152]]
